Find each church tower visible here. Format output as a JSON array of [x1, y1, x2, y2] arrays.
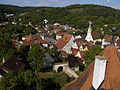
[[85, 21, 93, 42], [44, 19, 48, 30]]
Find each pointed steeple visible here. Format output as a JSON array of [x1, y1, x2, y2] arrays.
[[85, 21, 93, 42]]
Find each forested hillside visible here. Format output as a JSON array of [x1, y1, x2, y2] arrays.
[[0, 4, 120, 34]]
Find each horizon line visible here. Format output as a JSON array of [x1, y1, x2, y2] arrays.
[[0, 3, 119, 10]]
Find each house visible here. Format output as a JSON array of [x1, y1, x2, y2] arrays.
[[12, 40, 33, 47], [85, 21, 101, 44], [116, 39, 120, 48], [65, 46, 120, 90], [37, 39, 49, 47], [75, 35, 82, 39], [20, 34, 49, 47], [72, 40, 83, 50], [37, 28, 45, 33], [55, 34, 75, 54], [91, 32, 101, 43], [72, 49, 85, 62], [53, 62, 69, 73], [53, 62, 78, 78], [102, 35, 119, 48], [19, 40, 33, 46], [116, 39, 120, 52], [72, 38, 93, 51], [0, 56, 25, 77], [67, 55, 83, 67], [22, 34, 41, 41], [56, 32, 70, 40], [60, 51, 68, 57], [44, 37, 56, 46]]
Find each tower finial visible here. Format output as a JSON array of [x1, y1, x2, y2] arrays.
[[89, 20, 92, 27]]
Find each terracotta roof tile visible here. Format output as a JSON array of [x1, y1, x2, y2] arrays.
[[55, 34, 73, 50], [63, 34, 73, 42], [72, 49, 80, 56], [91, 32, 100, 40], [65, 46, 120, 90], [25, 34, 33, 41], [37, 39, 49, 44], [55, 38, 67, 50], [21, 40, 33, 46], [103, 35, 118, 42], [60, 51, 68, 56], [25, 34, 41, 41], [54, 62, 68, 65], [56, 32, 70, 36]]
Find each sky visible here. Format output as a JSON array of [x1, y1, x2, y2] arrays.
[[0, 0, 120, 9]]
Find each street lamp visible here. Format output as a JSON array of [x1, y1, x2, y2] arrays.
[[111, 26, 117, 45]]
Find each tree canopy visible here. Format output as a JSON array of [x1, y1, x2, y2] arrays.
[[27, 44, 45, 72]]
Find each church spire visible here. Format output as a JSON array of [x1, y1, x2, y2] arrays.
[[85, 21, 93, 42]]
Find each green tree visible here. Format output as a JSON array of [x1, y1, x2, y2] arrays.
[[0, 70, 43, 90], [53, 73, 70, 89], [84, 47, 102, 67], [27, 44, 45, 72], [0, 32, 14, 63]]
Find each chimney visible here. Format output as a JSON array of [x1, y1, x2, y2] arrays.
[[92, 56, 108, 89]]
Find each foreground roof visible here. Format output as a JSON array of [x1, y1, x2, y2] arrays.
[[0, 56, 25, 73], [65, 46, 120, 90]]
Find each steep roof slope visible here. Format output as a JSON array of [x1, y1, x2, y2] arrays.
[[65, 46, 120, 90]]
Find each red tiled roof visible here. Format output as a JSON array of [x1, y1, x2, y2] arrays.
[[56, 32, 70, 36], [55, 38, 67, 50], [33, 35, 41, 40], [38, 28, 45, 31], [91, 32, 100, 40], [74, 38, 93, 47], [51, 30, 60, 33], [21, 40, 33, 46], [103, 35, 118, 42], [63, 34, 73, 42], [54, 62, 68, 65], [12, 40, 18, 45], [72, 49, 80, 52], [55, 34, 73, 50], [76, 42, 82, 48], [25, 34, 41, 41], [71, 49, 85, 61], [116, 39, 120, 47], [65, 46, 120, 90], [72, 49, 80, 56], [103, 35, 112, 42], [25, 34, 33, 41], [60, 51, 68, 56], [74, 38, 88, 44], [37, 39, 48, 44]]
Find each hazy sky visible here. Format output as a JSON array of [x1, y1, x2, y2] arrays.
[[0, 0, 120, 9]]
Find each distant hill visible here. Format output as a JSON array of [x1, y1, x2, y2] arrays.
[[0, 4, 120, 35], [0, 4, 52, 14]]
